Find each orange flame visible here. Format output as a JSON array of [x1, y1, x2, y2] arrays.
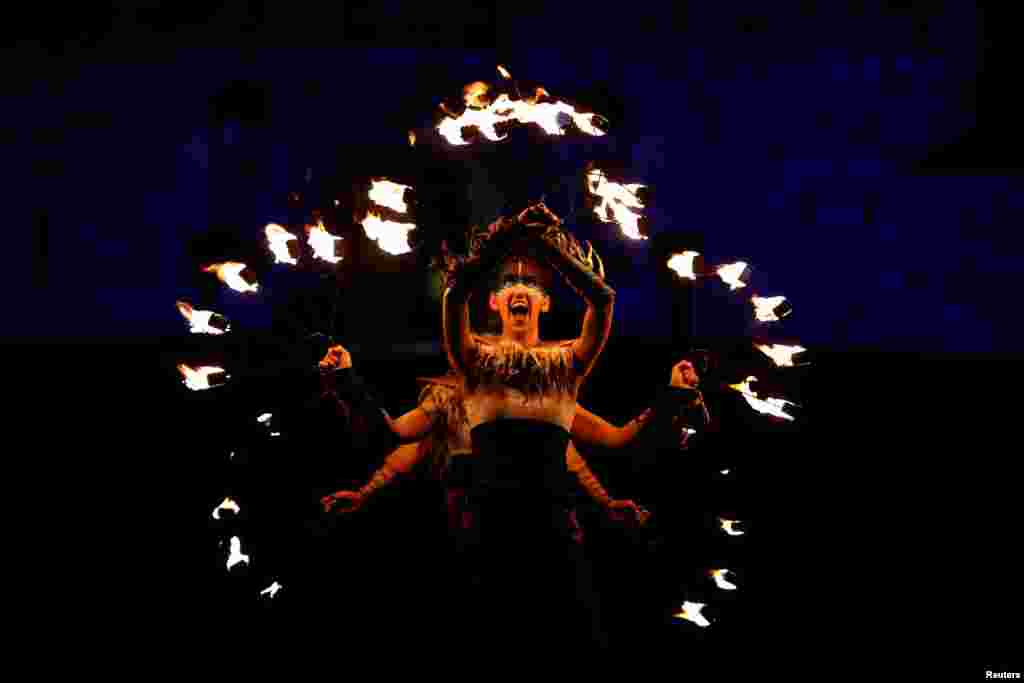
[[177, 364, 228, 391], [202, 262, 259, 294], [368, 179, 412, 214], [463, 81, 492, 109], [667, 251, 701, 280], [719, 517, 745, 536], [711, 569, 738, 591], [756, 343, 807, 367], [211, 497, 241, 520], [306, 221, 343, 264], [728, 375, 797, 421], [408, 130, 416, 147], [260, 581, 283, 599], [673, 601, 711, 627], [361, 212, 415, 256], [585, 168, 648, 240], [751, 295, 789, 322], [716, 261, 749, 290], [436, 91, 606, 146], [497, 64, 512, 79], [265, 223, 299, 265], [226, 536, 250, 570], [175, 301, 228, 335]]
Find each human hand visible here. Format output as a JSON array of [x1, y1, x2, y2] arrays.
[[606, 499, 651, 527], [319, 344, 352, 371], [321, 490, 364, 514], [670, 359, 699, 388]]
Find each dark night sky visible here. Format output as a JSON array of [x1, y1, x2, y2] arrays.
[[12, 3, 1023, 353]]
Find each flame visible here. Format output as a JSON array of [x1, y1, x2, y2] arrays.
[[719, 518, 745, 536], [673, 601, 711, 628], [720, 469, 731, 475], [361, 212, 415, 255], [463, 81, 492, 108], [177, 364, 228, 391], [728, 376, 797, 421], [270, 432, 281, 437], [264, 223, 300, 265], [226, 536, 250, 570], [260, 581, 283, 599], [212, 497, 241, 520], [667, 251, 701, 280], [175, 301, 228, 335], [752, 295, 789, 322], [497, 64, 512, 79], [408, 130, 416, 147], [306, 221, 344, 264], [229, 451, 236, 460], [756, 343, 807, 367], [257, 413, 272, 424], [716, 261, 749, 290], [586, 169, 648, 240], [436, 92, 606, 146], [202, 262, 259, 294], [368, 179, 412, 214], [711, 569, 738, 591]]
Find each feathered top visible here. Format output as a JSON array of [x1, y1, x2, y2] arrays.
[[465, 335, 578, 404]]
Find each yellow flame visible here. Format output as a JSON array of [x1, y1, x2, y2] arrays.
[[720, 518, 745, 536], [755, 343, 807, 367], [265, 223, 299, 265], [368, 179, 412, 214], [585, 169, 647, 240], [226, 536, 250, 570], [436, 92, 606, 146], [463, 81, 492, 109], [752, 295, 788, 322], [497, 64, 512, 79], [667, 251, 701, 279], [260, 581, 283, 598], [673, 601, 711, 628], [307, 221, 343, 264], [361, 212, 415, 256], [202, 262, 259, 294], [716, 262, 749, 290], [728, 376, 796, 421], [212, 497, 241, 520], [711, 569, 738, 591], [408, 130, 416, 147], [175, 301, 228, 335], [177, 364, 228, 391]]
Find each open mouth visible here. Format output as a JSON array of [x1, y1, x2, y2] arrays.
[[509, 301, 530, 319]]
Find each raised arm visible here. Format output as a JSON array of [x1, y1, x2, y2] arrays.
[[518, 204, 615, 378]]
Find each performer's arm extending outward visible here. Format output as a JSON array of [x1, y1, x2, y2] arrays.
[[518, 203, 615, 378], [319, 344, 437, 444], [565, 441, 649, 525], [321, 439, 433, 514], [570, 405, 653, 449]]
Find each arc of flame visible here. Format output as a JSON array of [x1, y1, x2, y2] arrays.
[[673, 601, 711, 628], [752, 295, 789, 322], [728, 376, 797, 421], [177, 364, 228, 391], [202, 262, 259, 294], [497, 65, 512, 79], [586, 169, 648, 240], [260, 581, 283, 599], [307, 221, 343, 264], [212, 497, 241, 520], [368, 179, 412, 214], [226, 536, 250, 570], [361, 213, 415, 256], [756, 343, 807, 367], [716, 261, 749, 290], [265, 224, 299, 265], [436, 92, 606, 146], [711, 569, 738, 591], [667, 251, 701, 280], [175, 301, 228, 335], [720, 517, 745, 536]]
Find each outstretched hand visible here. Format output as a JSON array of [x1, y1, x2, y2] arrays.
[[321, 490, 364, 514]]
